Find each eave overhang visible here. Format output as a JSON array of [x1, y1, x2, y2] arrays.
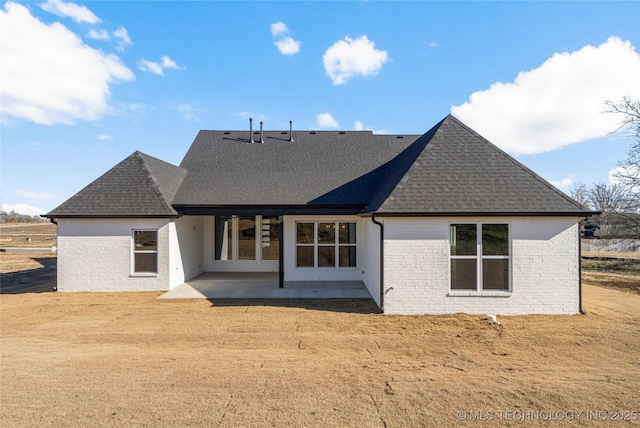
[[173, 205, 366, 216], [360, 211, 599, 217]]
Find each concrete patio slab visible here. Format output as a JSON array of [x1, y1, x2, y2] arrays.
[[159, 272, 373, 299]]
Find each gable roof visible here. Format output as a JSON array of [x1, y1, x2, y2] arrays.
[[365, 115, 590, 215], [47, 151, 187, 218], [46, 115, 593, 218]]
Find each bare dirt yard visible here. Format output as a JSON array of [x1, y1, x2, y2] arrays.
[[1, 250, 639, 426], [582, 253, 640, 296], [0, 222, 57, 249]]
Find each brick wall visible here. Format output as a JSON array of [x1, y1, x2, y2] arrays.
[[57, 218, 171, 292], [381, 217, 580, 315]]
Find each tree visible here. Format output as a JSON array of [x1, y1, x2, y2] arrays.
[[577, 182, 640, 238], [605, 96, 640, 192], [602, 96, 640, 238], [569, 182, 590, 209]]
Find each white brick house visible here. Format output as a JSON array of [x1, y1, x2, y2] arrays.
[[47, 116, 593, 315]]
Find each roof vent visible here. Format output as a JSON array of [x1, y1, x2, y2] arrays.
[[223, 131, 230, 135], [309, 131, 316, 134], [249, 118, 254, 144], [259, 121, 264, 144], [396, 135, 404, 139], [289, 120, 294, 142], [339, 131, 346, 134]]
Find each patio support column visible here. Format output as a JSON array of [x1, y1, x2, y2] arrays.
[[278, 215, 284, 288]]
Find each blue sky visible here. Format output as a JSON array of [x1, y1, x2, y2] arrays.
[[1, 0, 639, 215]]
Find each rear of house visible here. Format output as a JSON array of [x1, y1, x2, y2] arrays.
[[47, 115, 593, 315]]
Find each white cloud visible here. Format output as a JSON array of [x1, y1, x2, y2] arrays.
[[275, 37, 301, 55], [86, 27, 133, 52], [323, 35, 389, 85], [0, 2, 135, 125], [138, 59, 163, 75], [40, 0, 99, 24], [86, 28, 109, 40], [98, 133, 113, 140], [271, 21, 300, 55], [549, 177, 574, 190], [451, 37, 640, 155], [353, 120, 388, 134], [113, 27, 132, 51], [316, 113, 339, 129], [161, 55, 180, 69], [14, 190, 56, 200], [271, 22, 288, 38], [138, 55, 183, 76], [1, 203, 46, 216]]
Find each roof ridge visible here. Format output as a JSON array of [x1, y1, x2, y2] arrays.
[[365, 116, 447, 212], [447, 115, 588, 211], [134, 152, 177, 215]]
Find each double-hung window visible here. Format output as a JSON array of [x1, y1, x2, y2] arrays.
[[133, 230, 158, 274], [450, 223, 510, 291], [296, 222, 356, 268]]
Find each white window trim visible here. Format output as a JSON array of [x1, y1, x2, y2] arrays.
[[131, 229, 159, 277], [295, 221, 357, 269], [448, 222, 511, 294]]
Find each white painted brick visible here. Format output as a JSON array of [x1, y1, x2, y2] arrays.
[[381, 216, 580, 315], [57, 218, 172, 292]]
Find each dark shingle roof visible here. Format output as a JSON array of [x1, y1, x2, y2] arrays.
[[365, 115, 590, 215], [172, 131, 417, 206], [47, 152, 186, 217], [47, 115, 592, 218]]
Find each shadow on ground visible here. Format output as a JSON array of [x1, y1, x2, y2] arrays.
[[0, 258, 57, 294], [204, 298, 381, 314]]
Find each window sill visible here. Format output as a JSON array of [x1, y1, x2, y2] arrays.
[[447, 291, 512, 298], [130, 273, 159, 278]]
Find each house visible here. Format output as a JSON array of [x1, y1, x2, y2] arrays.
[[46, 115, 594, 315]]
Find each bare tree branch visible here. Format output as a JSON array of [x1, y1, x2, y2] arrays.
[[605, 96, 640, 192]]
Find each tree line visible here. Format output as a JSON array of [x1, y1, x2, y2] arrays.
[[0, 211, 49, 224], [570, 97, 640, 239]]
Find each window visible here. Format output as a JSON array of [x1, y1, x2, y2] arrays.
[[133, 230, 158, 273], [238, 217, 256, 260], [296, 222, 356, 268], [261, 216, 280, 261], [214, 216, 280, 262], [450, 224, 509, 291]]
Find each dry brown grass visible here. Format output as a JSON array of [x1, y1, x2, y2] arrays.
[[1, 254, 639, 427]]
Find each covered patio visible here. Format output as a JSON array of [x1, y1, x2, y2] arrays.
[[159, 272, 373, 299]]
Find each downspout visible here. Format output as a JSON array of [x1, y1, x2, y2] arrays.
[[371, 214, 384, 313], [578, 223, 586, 315], [278, 215, 284, 288]]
